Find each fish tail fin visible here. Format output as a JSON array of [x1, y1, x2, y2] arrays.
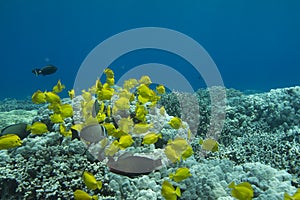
[[92, 195, 99, 200], [26, 125, 31, 131], [228, 181, 235, 189], [284, 192, 293, 200], [97, 181, 102, 190], [32, 68, 40, 76], [169, 173, 174, 180], [175, 186, 181, 197]]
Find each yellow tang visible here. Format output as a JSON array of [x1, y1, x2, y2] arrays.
[[118, 134, 134, 150], [139, 75, 152, 85], [118, 118, 134, 134], [142, 133, 162, 145], [74, 189, 98, 200], [228, 181, 253, 200], [114, 97, 130, 110], [50, 113, 63, 123], [137, 84, 154, 99], [59, 124, 72, 137], [123, 78, 138, 91], [105, 140, 119, 156], [168, 117, 182, 129], [60, 104, 73, 118], [82, 90, 92, 102], [156, 84, 165, 94], [52, 79, 65, 93], [284, 188, 300, 200], [199, 138, 219, 152], [164, 145, 181, 163], [97, 88, 114, 101], [135, 104, 147, 122], [133, 123, 153, 134], [82, 171, 102, 190], [0, 134, 22, 150], [181, 145, 194, 160], [165, 137, 190, 163], [68, 89, 75, 100], [44, 91, 61, 103], [29, 122, 48, 134], [32, 90, 46, 104], [161, 180, 181, 200], [167, 137, 189, 152], [104, 68, 114, 78], [169, 167, 192, 182], [102, 123, 116, 136]]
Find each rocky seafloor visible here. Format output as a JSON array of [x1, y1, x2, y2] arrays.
[[0, 86, 299, 200]]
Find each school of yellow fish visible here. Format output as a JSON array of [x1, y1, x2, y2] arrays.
[[1, 68, 298, 199]]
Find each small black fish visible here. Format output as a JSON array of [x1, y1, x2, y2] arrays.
[[0, 123, 30, 139], [32, 65, 57, 76]]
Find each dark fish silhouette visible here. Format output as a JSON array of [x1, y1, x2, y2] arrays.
[[1, 123, 30, 139], [32, 65, 57, 76], [107, 154, 162, 177]]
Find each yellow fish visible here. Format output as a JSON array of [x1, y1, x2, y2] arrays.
[[96, 112, 106, 123], [82, 171, 102, 190], [50, 113, 63, 123], [48, 102, 61, 114], [284, 188, 300, 200], [97, 87, 114, 101], [60, 104, 73, 118], [29, 122, 48, 134], [156, 84, 165, 94], [159, 106, 166, 116], [59, 124, 72, 137], [102, 123, 116, 136], [167, 137, 189, 152], [164, 145, 181, 163], [114, 97, 130, 110], [139, 75, 152, 85], [137, 84, 155, 103], [31, 90, 46, 104], [104, 68, 114, 78], [105, 140, 119, 156], [181, 145, 194, 160], [133, 123, 153, 134], [52, 79, 65, 93], [169, 167, 192, 182], [118, 134, 134, 150], [228, 181, 253, 200], [82, 90, 92, 102], [68, 89, 75, 100], [161, 180, 181, 200], [135, 104, 147, 122], [0, 134, 22, 150], [199, 138, 219, 152], [74, 189, 98, 200], [142, 132, 162, 145], [123, 78, 138, 91], [44, 91, 61, 103], [168, 117, 182, 129], [165, 137, 191, 163]]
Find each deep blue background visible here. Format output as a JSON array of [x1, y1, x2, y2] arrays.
[[1, 0, 300, 99]]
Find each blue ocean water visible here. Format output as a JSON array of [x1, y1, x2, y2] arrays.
[[1, 0, 300, 99]]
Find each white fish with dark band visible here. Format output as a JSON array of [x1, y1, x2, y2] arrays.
[[79, 124, 107, 143]]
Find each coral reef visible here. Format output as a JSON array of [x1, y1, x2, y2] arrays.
[[161, 86, 300, 188], [0, 86, 299, 199]]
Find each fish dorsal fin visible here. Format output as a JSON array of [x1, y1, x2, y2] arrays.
[[117, 152, 134, 161]]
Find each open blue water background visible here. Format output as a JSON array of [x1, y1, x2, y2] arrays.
[[1, 0, 299, 99]]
